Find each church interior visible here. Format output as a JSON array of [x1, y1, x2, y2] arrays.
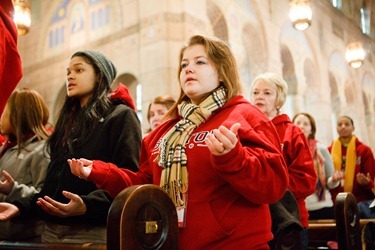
[[12, 0, 375, 152]]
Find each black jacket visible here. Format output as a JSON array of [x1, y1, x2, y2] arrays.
[[14, 86, 141, 225]]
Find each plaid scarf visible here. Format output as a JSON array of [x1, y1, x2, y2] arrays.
[[158, 86, 227, 208]]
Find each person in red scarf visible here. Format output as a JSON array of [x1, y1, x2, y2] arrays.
[[328, 116, 375, 204], [293, 113, 335, 219], [0, 0, 23, 116]]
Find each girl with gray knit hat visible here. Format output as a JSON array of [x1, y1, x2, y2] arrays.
[[0, 50, 142, 243]]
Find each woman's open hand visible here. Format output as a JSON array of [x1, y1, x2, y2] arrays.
[[36, 191, 86, 217], [67, 158, 93, 180], [205, 123, 240, 155]]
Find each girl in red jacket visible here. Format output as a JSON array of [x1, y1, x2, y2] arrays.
[[69, 35, 289, 249], [250, 72, 316, 249]]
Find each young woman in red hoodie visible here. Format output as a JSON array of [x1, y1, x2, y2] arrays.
[[250, 72, 316, 249], [68, 35, 289, 249]]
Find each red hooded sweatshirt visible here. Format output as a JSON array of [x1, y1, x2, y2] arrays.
[[0, 0, 23, 115], [89, 95, 288, 249], [272, 114, 316, 227]]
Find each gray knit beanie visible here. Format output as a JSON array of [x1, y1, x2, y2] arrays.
[[71, 50, 117, 87]]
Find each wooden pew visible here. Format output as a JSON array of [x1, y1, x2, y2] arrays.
[[308, 192, 375, 249], [107, 184, 179, 250], [0, 242, 105, 249], [0, 184, 179, 250], [334, 192, 362, 250]]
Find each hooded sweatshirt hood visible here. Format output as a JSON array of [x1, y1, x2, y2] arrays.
[[110, 83, 136, 110]]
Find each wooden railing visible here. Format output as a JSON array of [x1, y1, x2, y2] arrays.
[[0, 184, 178, 250], [1, 189, 373, 250], [308, 192, 375, 249]]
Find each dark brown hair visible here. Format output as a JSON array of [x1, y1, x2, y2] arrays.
[[338, 115, 354, 126]]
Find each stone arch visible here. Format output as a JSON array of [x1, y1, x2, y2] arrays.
[[328, 51, 351, 137], [363, 73, 375, 114], [280, 44, 297, 116], [303, 59, 319, 111], [242, 23, 267, 77], [280, 22, 316, 117], [206, 0, 229, 42], [280, 44, 297, 95], [344, 80, 356, 104], [240, 22, 267, 97], [329, 72, 340, 112], [363, 91, 370, 121], [362, 73, 375, 149], [329, 71, 340, 136]]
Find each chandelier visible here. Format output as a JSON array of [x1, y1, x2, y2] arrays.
[[12, 0, 31, 35], [289, 0, 312, 31], [345, 42, 365, 68]]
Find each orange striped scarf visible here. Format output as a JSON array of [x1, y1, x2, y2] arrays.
[[331, 136, 357, 192]]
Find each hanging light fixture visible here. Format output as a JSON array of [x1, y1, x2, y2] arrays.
[[12, 0, 31, 35], [345, 42, 365, 68], [289, 0, 312, 31]]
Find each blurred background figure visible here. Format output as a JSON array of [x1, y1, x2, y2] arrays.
[[145, 95, 176, 135], [0, 88, 51, 240], [328, 115, 375, 216], [293, 112, 335, 220]]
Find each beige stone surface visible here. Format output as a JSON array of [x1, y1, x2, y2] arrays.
[[14, 0, 375, 151]]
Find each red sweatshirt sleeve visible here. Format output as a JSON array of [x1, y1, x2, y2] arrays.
[[89, 141, 154, 198], [357, 143, 375, 191], [0, 0, 23, 115], [211, 119, 289, 204], [283, 126, 316, 199]]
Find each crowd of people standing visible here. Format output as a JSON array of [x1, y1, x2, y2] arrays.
[[1, 1, 374, 247]]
